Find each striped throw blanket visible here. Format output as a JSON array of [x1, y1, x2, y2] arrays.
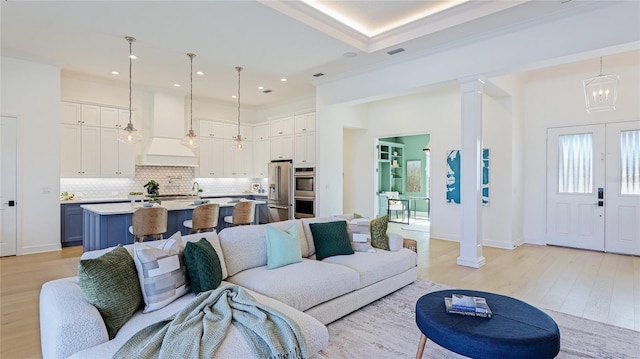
[[113, 284, 306, 359]]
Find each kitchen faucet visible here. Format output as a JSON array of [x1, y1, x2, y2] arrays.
[[192, 181, 200, 198]]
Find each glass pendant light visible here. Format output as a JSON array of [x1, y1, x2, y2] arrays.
[[181, 53, 199, 148], [583, 56, 619, 113], [117, 36, 143, 144], [232, 66, 245, 150]]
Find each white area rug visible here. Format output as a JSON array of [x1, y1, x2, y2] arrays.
[[319, 280, 639, 358]]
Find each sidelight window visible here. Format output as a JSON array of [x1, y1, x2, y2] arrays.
[[620, 130, 640, 195]]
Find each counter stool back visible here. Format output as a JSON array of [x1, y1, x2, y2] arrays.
[[183, 203, 219, 234], [224, 200, 256, 227], [129, 207, 168, 242]]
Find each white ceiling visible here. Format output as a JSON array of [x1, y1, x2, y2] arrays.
[[0, 0, 619, 108]]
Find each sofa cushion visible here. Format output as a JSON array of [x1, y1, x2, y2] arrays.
[[266, 224, 302, 269], [226, 259, 359, 312], [309, 221, 354, 260], [370, 215, 390, 250], [219, 219, 306, 276], [77, 245, 142, 339], [133, 236, 190, 313], [184, 238, 223, 295], [322, 248, 417, 288]]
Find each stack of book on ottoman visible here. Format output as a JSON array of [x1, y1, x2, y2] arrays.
[[444, 293, 493, 318]]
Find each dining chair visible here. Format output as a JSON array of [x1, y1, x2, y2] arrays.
[[385, 191, 407, 220], [183, 203, 220, 234], [223, 200, 256, 227], [128, 207, 168, 242]]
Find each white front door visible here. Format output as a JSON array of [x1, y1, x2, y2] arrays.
[[546, 122, 640, 255], [605, 121, 640, 255], [1, 116, 18, 256]]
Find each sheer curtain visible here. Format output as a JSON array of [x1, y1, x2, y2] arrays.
[[558, 133, 593, 194], [621, 130, 640, 195]]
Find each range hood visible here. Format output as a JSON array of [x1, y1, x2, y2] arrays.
[[137, 92, 198, 167]]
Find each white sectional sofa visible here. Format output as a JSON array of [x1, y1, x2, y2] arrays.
[[40, 217, 417, 358]]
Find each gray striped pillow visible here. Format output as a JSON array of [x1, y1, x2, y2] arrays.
[[133, 233, 190, 313]]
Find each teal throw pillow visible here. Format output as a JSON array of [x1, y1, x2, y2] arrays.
[[184, 238, 223, 295], [370, 215, 390, 250], [310, 220, 354, 260], [266, 224, 302, 269], [78, 245, 143, 339]]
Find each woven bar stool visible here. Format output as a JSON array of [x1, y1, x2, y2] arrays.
[[223, 200, 256, 227], [183, 203, 220, 234], [128, 207, 168, 242]]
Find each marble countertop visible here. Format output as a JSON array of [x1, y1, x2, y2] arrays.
[[61, 192, 266, 205], [80, 198, 266, 215]]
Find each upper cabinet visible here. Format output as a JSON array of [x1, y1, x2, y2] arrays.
[[253, 122, 269, 141], [270, 116, 294, 137], [101, 108, 136, 129], [199, 120, 225, 138], [80, 105, 101, 126], [294, 112, 315, 133], [223, 123, 252, 141]]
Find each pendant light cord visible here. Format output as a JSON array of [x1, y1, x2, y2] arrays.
[[236, 67, 242, 137], [128, 38, 133, 126], [189, 54, 194, 131]]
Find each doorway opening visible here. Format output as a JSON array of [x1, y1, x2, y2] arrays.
[[375, 133, 431, 233]]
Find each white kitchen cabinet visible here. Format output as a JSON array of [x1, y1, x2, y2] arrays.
[[60, 102, 81, 125], [101, 108, 136, 129], [240, 141, 253, 177], [223, 139, 243, 177], [223, 123, 252, 141], [252, 140, 269, 177], [199, 120, 225, 138], [294, 132, 316, 165], [198, 137, 224, 177], [294, 112, 315, 133], [270, 135, 293, 161], [269, 116, 294, 137], [100, 128, 135, 177], [80, 104, 101, 126], [253, 123, 269, 141], [60, 124, 101, 177]]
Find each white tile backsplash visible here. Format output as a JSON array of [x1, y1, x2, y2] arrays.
[[60, 166, 268, 199]]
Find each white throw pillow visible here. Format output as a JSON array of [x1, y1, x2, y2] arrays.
[[133, 232, 190, 313]]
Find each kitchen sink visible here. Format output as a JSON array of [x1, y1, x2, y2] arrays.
[[154, 194, 199, 201]]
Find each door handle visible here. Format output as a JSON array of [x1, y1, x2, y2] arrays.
[[594, 201, 604, 207], [2, 201, 15, 207]]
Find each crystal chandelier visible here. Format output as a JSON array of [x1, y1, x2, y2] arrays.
[[117, 36, 143, 143], [583, 56, 619, 113], [232, 66, 245, 150], [181, 53, 199, 148]]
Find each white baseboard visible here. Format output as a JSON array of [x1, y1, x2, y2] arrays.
[[20, 243, 62, 255]]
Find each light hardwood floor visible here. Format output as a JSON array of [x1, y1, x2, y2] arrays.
[[1, 237, 638, 359]]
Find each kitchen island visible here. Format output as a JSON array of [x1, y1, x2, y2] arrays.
[[81, 198, 264, 251]]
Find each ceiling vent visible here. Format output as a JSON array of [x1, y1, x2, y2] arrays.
[[262, 89, 272, 93], [387, 48, 405, 55], [313, 73, 325, 77]]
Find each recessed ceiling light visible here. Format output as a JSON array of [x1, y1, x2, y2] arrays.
[[174, 84, 180, 87], [111, 71, 119, 75], [258, 86, 264, 90], [232, 95, 237, 99], [280, 78, 287, 82], [129, 54, 137, 59], [196, 71, 204, 76]]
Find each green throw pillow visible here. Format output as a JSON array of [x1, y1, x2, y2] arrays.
[[78, 245, 142, 339], [266, 224, 302, 269], [353, 212, 364, 219], [184, 238, 223, 295], [370, 215, 390, 250], [310, 220, 354, 260]]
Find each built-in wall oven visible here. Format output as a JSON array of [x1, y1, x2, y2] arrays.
[[294, 167, 316, 218]]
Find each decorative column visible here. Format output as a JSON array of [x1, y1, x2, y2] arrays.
[[457, 76, 486, 268]]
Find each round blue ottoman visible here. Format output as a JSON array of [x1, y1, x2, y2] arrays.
[[415, 290, 560, 359]]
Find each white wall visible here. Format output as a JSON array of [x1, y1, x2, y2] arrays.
[[1, 57, 61, 254]]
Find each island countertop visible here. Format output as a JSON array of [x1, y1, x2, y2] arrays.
[[81, 198, 265, 216]]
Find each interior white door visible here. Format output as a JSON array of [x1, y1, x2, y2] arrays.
[[1, 116, 18, 256], [546, 125, 606, 251], [605, 121, 640, 255]]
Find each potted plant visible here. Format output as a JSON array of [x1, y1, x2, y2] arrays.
[[144, 180, 160, 203]]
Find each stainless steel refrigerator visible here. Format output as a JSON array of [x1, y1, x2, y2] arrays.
[[267, 161, 293, 222]]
